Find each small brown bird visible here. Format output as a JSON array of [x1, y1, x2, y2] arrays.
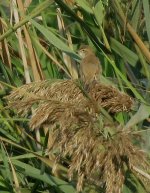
[[78, 45, 102, 84]]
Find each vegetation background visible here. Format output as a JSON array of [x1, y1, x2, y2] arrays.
[[0, 0, 150, 192]]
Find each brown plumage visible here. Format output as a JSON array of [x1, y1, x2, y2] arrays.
[[78, 45, 102, 83]]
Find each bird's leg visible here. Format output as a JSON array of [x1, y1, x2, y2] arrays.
[[84, 80, 98, 92]]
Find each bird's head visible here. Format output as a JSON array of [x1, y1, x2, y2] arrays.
[[78, 45, 94, 58]]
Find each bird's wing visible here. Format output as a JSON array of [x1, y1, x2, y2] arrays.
[[81, 55, 101, 73], [80, 55, 101, 83]]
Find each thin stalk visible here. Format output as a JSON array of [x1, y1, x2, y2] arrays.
[[13, 0, 31, 84], [111, 0, 150, 63], [0, 0, 54, 41]]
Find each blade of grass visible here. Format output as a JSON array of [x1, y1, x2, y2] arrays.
[[12, 160, 76, 193], [54, 0, 111, 54], [93, 1, 111, 50], [0, 135, 67, 178], [13, 0, 31, 83], [31, 36, 71, 77], [0, 0, 54, 41], [2, 144, 21, 193], [0, 18, 12, 69], [102, 51, 145, 102], [111, 0, 150, 63], [131, 0, 141, 31], [0, 143, 13, 186], [56, 8, 78, 79], [0, 61, 11, 84], [31, 19, 79, 61], [134, 43, 150, 79], [125, 104, 150, 129], [17, 0, 43, 81], [74, 0, 93, 13], [110, 37, 139, 67], [142, 0, 150, 43]]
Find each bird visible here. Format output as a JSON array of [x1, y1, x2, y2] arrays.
[[78, 45, 102, 84]]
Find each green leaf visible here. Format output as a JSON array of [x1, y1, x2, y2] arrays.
[[143, 0, 150, 43], [12, 160, 76, 193], [110, 38, 139, 67], [123, 184, 133, 193], [75, 0, 93, 13], [131, 0, 142, 31], [125, 104, 150, 128], [0, 127, 18, 142], [0, 144, 12, 185], [54, 0, 110, 54], [124, 172, 148, 193], [31, 19, 80, 61], [0, 60, 11, 84], [94, 0, 105, 25]]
